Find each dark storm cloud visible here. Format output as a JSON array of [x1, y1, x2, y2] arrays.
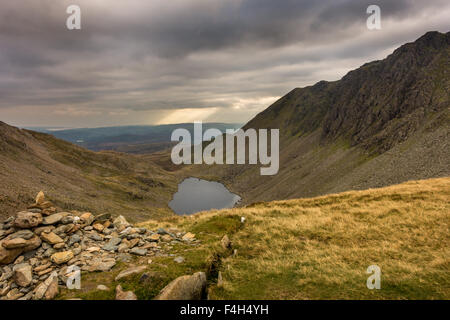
[[0, 0, 449, 126]]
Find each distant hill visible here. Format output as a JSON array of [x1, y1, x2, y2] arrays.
[[29, 123, 242, 154], [0, 121, 181, 221], [194, 31, 450, 204]]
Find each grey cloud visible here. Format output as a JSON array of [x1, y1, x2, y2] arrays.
[[0, 0, 449, 126]]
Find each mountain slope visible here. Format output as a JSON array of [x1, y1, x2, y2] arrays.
[[192, 31, 450, 205], [0, 121, 179, 221], [136, 177, 449, 300]]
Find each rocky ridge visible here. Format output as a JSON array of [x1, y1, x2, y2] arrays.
[[0, 191, 200, 300]]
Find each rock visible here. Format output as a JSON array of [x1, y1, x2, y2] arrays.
[[148, 234, 160, 242], [35, 191, 45, 205], [0, 243, 23, 265], [89, 258, 116, 272], [44, 276, 59, 300], [97, 285, 108, 291], [221, 235, 231, 250], [80, 212, 94, 226], [88, 233, 103, 241], [115, 266, 147, 281], [68, 234, 81, 246], [102, 237, 121, 252], [157, 228, 168, 235], [2, 238, 28, 249], [94, 213, 111, 223], [115, 285, 137, 300], [14, 211, 43, 229], [5, 287, 23, 300], [147, 259, 153, 264], [156, 272, 206, 300], [161, 235, 172, 242], [33, 282, 47, 300], [33, 271, 58, 300], [14, 255, 24, 264], [130, 248, 147, 256], [22, 235, 42, 252], [9, 230, 34, 240], [41, 207, 57, 216], [128, 238, 139, 249], [93, 223, 104, 232], [174, 256, 185, 264], [40, 232, 63, 245], [50, 251, 74, 264], [60, 216, 74, 225], [34, 262, 52, 273], [113, 215, 129, 229], [33, 226, 55, 235], [13, 263, 32, 287], [53, 243, 65, 250], [43, 248, 56, 258], [182, 232, 196, 241], [42, 213, 64, 225]]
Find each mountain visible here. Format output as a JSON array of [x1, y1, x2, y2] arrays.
[[29, 123, 242, 154], [0, 121, 180, 222], [194, 31, 450, 204]]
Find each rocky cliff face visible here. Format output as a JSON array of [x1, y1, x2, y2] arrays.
[[201, 31, 450, 204], [246, 31, 449, 153]]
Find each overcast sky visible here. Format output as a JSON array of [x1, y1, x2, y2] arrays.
[[0, 0, 449, 127]]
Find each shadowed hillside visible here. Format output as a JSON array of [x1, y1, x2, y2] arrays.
[[0, 121, 179, 222]]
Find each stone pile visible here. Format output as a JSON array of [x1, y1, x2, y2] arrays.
[[0, 191, 198, 300]]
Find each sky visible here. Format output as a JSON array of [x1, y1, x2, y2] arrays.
[[0, 0, 449, 128]]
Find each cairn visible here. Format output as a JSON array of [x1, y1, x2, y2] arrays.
[[0, 191, 198, 300]]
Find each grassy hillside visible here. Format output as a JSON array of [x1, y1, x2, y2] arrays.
[[130, 177, 449, 300], [0, 121, 180, 222]]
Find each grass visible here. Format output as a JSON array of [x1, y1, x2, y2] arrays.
[[58, 177, 449, 300], [206, 177, 450, 299]]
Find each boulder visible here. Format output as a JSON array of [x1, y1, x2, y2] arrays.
[[130, 248, 147, 256], [14, 211, 42, 229], [80, 212, 94, 226], [40, 232, 63, 245], [9, 230, 35, 240], [13, 263, 32, 287], [42, 213, 64, 225], [156, 272, 206, 300], [50, 251, 74, 264], [115, 266, 147, 281], [113, 215, 129, 229], [92, 223, 104, 232], [0, 243, 23, 265], [2, 238, 28, 249]]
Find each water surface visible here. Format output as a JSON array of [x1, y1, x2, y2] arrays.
[[169, 177, 241, 215]]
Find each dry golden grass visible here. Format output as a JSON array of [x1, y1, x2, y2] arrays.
[[141, 177, 449, 299]]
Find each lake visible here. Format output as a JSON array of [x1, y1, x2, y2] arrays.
[[169, 177, 241, 215]]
